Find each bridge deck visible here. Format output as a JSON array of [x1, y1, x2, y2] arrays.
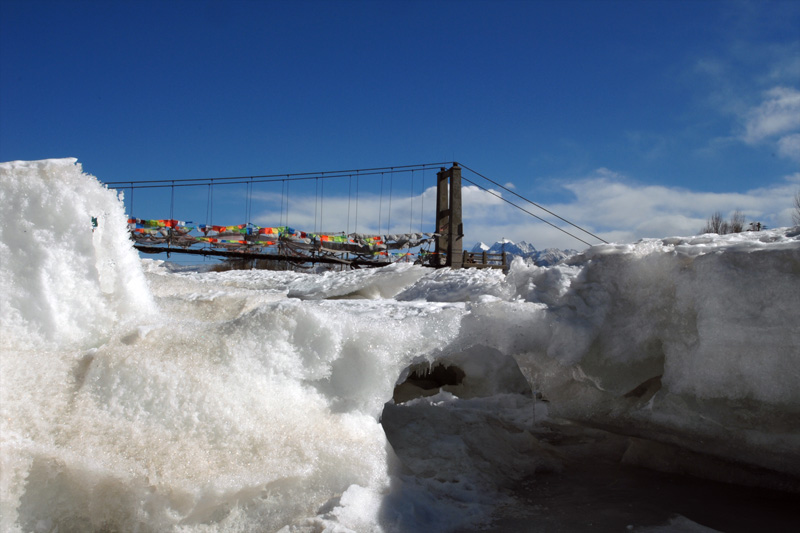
[[133, 244, 394, 268]]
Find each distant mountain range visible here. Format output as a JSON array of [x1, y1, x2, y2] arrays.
[[470, 239, 577, 266]]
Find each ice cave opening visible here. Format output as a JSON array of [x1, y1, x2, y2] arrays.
[[389, 346, 534, 405], [391, 362, 467, 404]]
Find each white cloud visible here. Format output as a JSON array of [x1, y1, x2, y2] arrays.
[[742, 86, 800, 144], [777, 132, 800, 162]]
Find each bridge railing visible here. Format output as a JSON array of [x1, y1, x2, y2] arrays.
[[461, 251, 507, 270]]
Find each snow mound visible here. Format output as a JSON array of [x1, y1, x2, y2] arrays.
[[0, 158, 154, 350]]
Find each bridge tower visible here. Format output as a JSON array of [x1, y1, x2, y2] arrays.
[[434, 163, 463, 268]]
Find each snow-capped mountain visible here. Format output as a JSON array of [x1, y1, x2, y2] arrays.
[[470, 239, 576, 266]]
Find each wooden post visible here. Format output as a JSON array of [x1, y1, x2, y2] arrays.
[[434, 164, 464, 268], [449, 164, 463, 268], [435, 167, 449, 267]]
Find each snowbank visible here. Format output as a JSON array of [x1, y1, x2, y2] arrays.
[[0, 158, 154, 350], [493, 229, 800, 476]]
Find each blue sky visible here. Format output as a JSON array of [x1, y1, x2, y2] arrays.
[[2, 0, 799, 250]]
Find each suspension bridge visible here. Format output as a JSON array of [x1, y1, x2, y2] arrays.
[[104, 162, 606, 269]]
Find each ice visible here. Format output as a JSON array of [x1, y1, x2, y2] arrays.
[[0, 159, 154, 350], [1, 159, 799, 532], [501, 233, 800, 476], [637, 515, 721, 532], [394, 266, 513, 302]]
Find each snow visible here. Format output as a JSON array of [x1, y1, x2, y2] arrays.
[[0, 158, 154, 350], [1, 159, 799, 532]]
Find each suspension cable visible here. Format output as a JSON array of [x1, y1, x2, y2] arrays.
[[104, 162, 452, 187], [169, 181, 175, 221], [314, 177, 319, 233], [320, 177, 324, 233], [378, 172, 384, 234], [205, 182, 212, 227], [245, 179, 253, 226], [347, 175, 352, 234], [249, 178, 254, 225], [387, 170, 393, 234], [169, 181, 175, 243], [279, 180, 285, 227], [355, 171, 360, 233], [462, 176, 594, 247], [112, 162, 600, 246], [460, 163, 608, 244], [409, 170, 414, 233], [420, 168, 425, 232]]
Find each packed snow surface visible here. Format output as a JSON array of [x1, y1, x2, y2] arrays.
[[1, 159, 799, 532]]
